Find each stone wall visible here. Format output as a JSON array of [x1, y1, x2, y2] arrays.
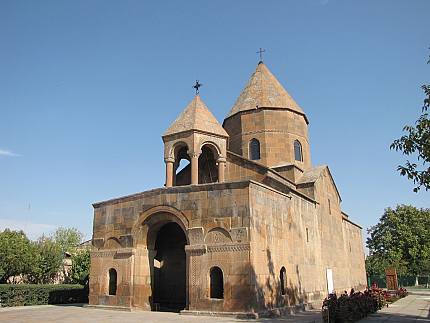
[[313, 168, 367, 294], [89, 177, 366, 313], [248, 181, 323, 311], [247, 178, 366, 312], [341, 218, 367, 291], [90, 182, 253, 312]]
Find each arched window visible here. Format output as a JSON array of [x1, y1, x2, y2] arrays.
[[280, 267, 287, 296], [210, 266, 224, 299], [294, 140, 303, 162], [174, 145, 191, 186], [108, 268, 117, 295], [249, 139, 260, 160], [199, 145, 218, 184]]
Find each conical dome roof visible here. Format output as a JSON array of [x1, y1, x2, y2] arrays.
[[226, 62, 307, 122], [164, 95, 228, 138]]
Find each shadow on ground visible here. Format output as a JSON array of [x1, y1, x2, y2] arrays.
[[52, 303, 86, 308]]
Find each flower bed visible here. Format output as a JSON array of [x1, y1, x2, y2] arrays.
[[322, 287, 408, 323]]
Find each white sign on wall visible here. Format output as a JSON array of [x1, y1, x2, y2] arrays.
[[326, 268, 334, 294]]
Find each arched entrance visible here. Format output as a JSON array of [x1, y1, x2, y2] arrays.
[[151, 222, 187, 312]]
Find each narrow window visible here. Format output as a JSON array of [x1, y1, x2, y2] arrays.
[[249, 139, 260, 160], [306, 227, 309, 242], [328, 199, 331, 214], [108, 268, 117, 295], [280, 267, 287, 295], [294, 140, 303, 162], [210, 266, 224, 299]]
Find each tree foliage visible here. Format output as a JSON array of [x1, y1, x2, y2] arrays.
[[391, 51, 430, 192], [0, 227, 85, 284], [51, 227, 83, 254], [366, 205, 430, 277], [0, 230, 34, 283], [28, 236, 64, 284], [70, 249, 90, 285]]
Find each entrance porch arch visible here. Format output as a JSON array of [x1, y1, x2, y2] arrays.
[[132, 205, 189, 247], [132, 205, 190, 312]]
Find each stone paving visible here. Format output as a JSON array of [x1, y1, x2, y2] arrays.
[[0, 292, 428, 323], [0, 305, 322, 323], [358, 292, 430, 323]]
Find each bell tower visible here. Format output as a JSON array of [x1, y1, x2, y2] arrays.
[[223, 62, 311, 170], [162, 95, 228, 187]]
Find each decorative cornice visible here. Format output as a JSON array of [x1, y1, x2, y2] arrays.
[[223, 106, 309, 125], [92, 180, 251, 207]]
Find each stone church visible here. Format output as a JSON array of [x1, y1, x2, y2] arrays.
[[89, 60, 367, 316]]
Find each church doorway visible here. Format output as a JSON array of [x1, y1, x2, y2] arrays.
[[152, 222, 187, 312]]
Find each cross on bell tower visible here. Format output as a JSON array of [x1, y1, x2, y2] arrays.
[[257, 48, 266, 63]]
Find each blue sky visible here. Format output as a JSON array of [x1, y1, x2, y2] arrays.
[[0, 0, 429, 241]]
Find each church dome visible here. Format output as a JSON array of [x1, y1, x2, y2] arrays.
[[223, 62, 311, 169], [225, 62, 308, 124]]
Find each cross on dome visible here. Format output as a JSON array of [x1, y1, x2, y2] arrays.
[[256, 48, 266, 63], [193, 80, 202, 95]]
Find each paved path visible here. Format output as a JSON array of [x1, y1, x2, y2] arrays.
[[358, 292, 430, 323], [0, 305, 322, 323]]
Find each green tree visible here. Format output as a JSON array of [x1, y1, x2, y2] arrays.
[[28, 236, 63, 284], [70, 249, 91, 285], [367, 205, 430, 278], [391, 51, 430, 192], [52, 227, 83, 254], [0, 229, 35, 283]]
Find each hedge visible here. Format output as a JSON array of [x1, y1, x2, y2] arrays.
[[0, 284, 88, 307], [368, 275, 425, 288]]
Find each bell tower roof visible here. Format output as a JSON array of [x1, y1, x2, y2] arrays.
[[225, 62, 308, 123], [163, 95, 228, 138]]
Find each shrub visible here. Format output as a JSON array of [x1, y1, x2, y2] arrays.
[[0, 284, 87, 307]]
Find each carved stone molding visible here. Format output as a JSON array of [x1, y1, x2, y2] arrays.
[[187, 227, 204, 245], [230, 227, 248, 243], [115, 248, 135, 257], [185, 244, 207, 256], [91, 250, 116, 258], [93, 238, 104, 248], [119, 234, 133, 248], [207, 243, 250, 253], [91, 248, 135, 259]]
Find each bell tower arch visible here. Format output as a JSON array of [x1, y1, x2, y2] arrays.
[[162, 95, 229, 186]]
